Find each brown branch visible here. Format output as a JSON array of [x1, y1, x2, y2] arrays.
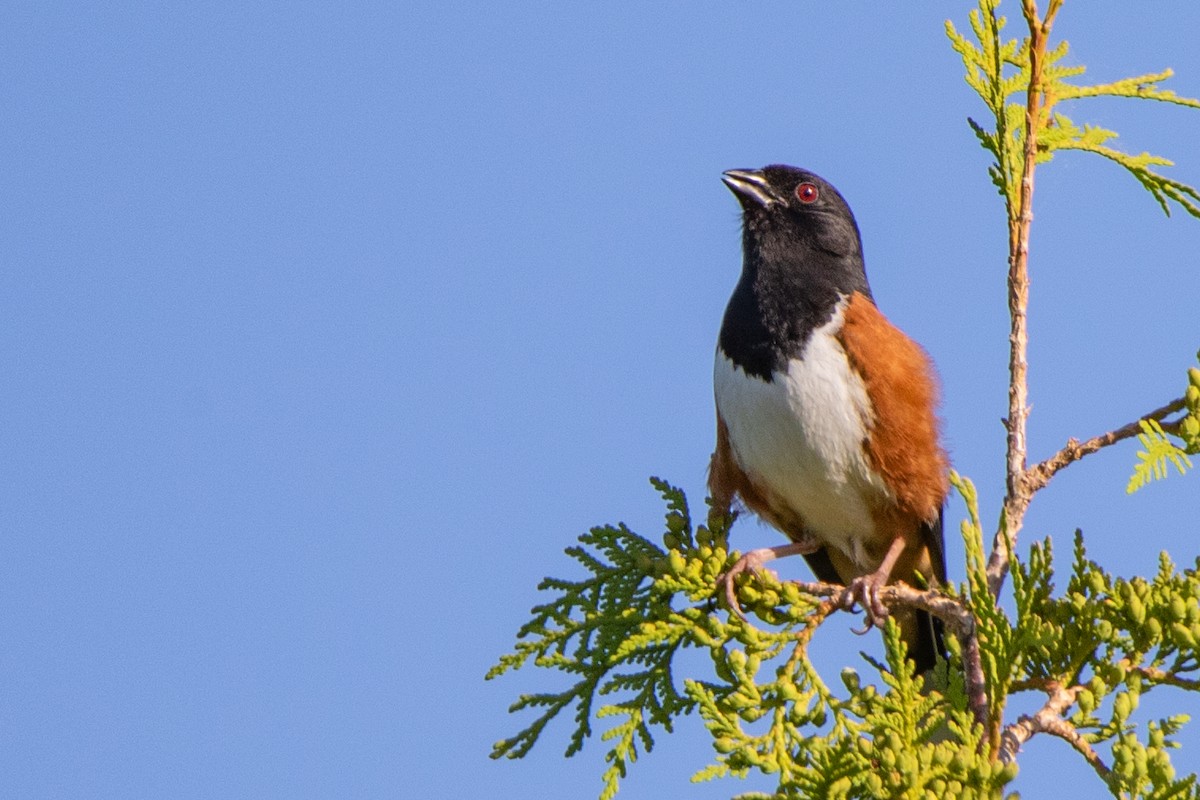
[[961, 631, 989, 747], [1040, 716, 1111, 779], [1013, 661, 1200, 694], [1025, 397, 1188, 493], [1124, 660, 1200, 691], [987, 0, 1063, 598], [998, 682, 1110, 780], [787, 579, 990, 733], [788, 580, 973, 635]]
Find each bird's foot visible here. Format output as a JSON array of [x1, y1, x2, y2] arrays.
[[840, 536, 908, 634], [841, 570, 891, 634], [719, 540, 819, 621]]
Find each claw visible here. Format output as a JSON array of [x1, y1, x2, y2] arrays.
[[842, 572, 891, 630], [838, 535, 908, 630], [717, 540, 819, 621], [717, 547, 778, 621]]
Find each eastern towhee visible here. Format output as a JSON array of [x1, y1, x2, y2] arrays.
[[710, 165, 949, 673]]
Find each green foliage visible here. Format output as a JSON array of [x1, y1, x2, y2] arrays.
[[1180, 360, 1200, 454], [1127, 354, 1200, 492], [490, 479, 1015, 799], [946, 0, 1200, 218], [1127, 419, 1193, 493], [1010, 535, 1200, 798], [945, 3, 1038, 216], [486, 478, 716, 799], [952, 473, 1016, 742], [491, 478, 1200, 798]]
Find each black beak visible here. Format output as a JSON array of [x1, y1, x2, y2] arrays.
[[721, 169, 778, 208]]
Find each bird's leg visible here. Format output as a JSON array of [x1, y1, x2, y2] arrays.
[[841, 535, 907, 629], [719, 539, 820, 620]]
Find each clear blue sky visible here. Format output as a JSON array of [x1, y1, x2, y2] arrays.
[[3, 2, 1199, 798]]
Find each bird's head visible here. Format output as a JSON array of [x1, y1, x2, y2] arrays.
[[722, 165, 864, 263]]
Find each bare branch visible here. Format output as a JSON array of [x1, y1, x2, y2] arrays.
[[988, 2, 1059, 598], [999, 682, 1111, 780], [961, 630, 989, 740], [1025, 397, 1188, 493], [1124, 660, 1200, 691]]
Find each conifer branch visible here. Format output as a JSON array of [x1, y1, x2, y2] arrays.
[[988, 0, 1061, 597], [1025, 397, 1187, 492], [780, 577, 991, 732], [1053, 136, 1200, 218], [1126, 663, 1200, 692], [1057, 68, 1200, 108], [784, 579, 974, 636], [998, 683, 1110, 780], [959, 0, 1200, 592]]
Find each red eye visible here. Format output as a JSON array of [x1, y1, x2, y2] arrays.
[[795, 182, 819, 204]]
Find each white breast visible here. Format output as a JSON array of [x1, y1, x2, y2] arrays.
[[714, 302, 887, 566]]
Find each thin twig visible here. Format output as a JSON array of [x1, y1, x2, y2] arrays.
[[998, 682, 1111, 780], [961, 631, 990, 741], [1025, 397, 1188, 492], [1125, 661, 1200, 691]]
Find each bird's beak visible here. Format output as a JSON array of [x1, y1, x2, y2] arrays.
[[722, 169, 778, 208]]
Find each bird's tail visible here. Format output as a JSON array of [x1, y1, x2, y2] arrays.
[[908, 507, 948, 675], [908, 607, 946, 676]]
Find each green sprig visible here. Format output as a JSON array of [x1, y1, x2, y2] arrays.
[[947, 0, 1200, 219], [1128, 419, 1194, 493]]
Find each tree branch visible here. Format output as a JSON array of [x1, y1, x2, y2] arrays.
[[1124, 660, 1200, 691], [785, 580, 972, 636], [998, 682, 1110, 780], [987, 0, 1063, 598], [1025, 397, 1188, 493], [784, 579, 990, 732]]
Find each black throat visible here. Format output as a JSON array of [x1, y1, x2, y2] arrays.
[[717, 208, 871, 381]]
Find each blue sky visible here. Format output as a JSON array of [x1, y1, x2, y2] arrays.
[[3, 2, 1199, 798]]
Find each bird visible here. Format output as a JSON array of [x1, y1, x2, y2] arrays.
[[708, 164, 949, 673]]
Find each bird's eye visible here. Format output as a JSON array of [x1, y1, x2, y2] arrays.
[[795, 182, 819, 204]]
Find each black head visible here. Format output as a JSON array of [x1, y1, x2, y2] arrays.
[[722, 165, 867, 269], [718, 165, 873, 378]]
